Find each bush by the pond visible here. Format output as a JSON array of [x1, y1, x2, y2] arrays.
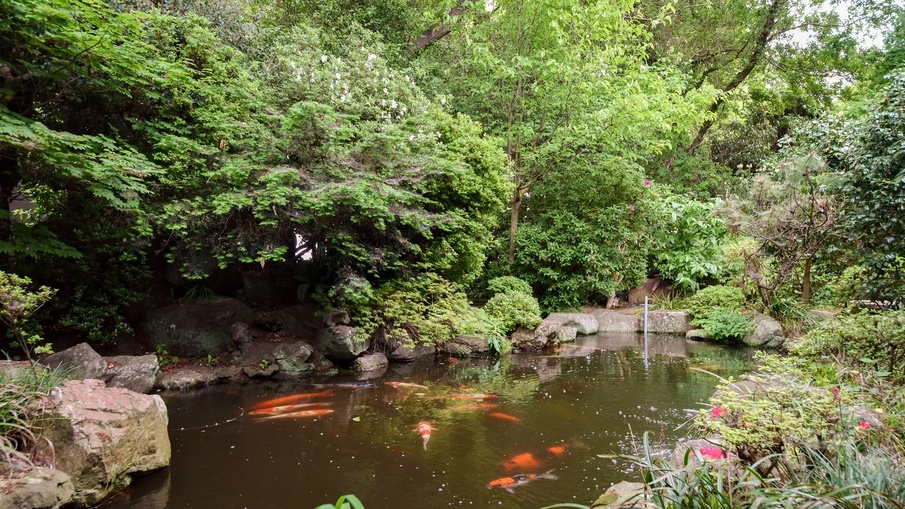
[[686, 285, 753, 343], [480, 276, 542, 336]]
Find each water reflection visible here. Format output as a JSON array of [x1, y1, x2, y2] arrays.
[[100, 333, 752, 509]]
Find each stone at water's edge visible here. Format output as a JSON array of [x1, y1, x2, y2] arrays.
[[154, 365, 218, 391], [0, 467, 75, 509], [319, 325, 368, 361], [544, 312, 599, 335], [32, 379, 170, 507], [439, 334, 491, 357], [273, 341, 314, 375], [353, 352, 388, 372], [646, 310, 691, 334], [591, 481, 648, 508], [41, 343, 106, 380], [588, 309, 641, 332], [103, 355, 159, 394], [510, 319, 562, 350], [743, 313, 785, 348]]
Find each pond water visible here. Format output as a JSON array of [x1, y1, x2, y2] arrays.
[[101, 333, 753, 509]]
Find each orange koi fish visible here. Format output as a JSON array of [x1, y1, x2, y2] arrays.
[[488, 412, 521, 423], [502, 444, 568, 471], [250, 389, 332, 411], [248, 402, 333, 416], [416, 421, 435, 450], [385, 381, 429, 390], [487, 471, 557, 493], [254, 409, 334, 420]]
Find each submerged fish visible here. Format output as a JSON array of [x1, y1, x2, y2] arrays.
[[488, 412, 521, 423], [254, 408, 334, 420], [417, 421, 435, 450], [248, 402, 333, 417], [312, 382, 377, 389], [449, 402, 498, 412], [487, 470, 557, 492], [385, 381, 429, 390], [502, 444, 568, 471], [250, 389, 333, 411], [432, 393, 498, 401]]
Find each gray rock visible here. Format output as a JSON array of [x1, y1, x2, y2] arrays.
[[387, 343, 435, 362], [557, 325, 577, 342], [32, 379, 170, 507], [353, 353, 389, 372], [323, 308, 351, 326], [671, 438, 729, 469], [273, 342, 314, 375], [242, 362, 279, 378], [686, 329, 712, 341], [155, 366, 218, 391], [103, 355, 159, 394], [41, 343, 106, 380], [229, 322, 255, 346], [0, 360, 45, 380], [591, 480, 647, 508], [319, 325, 368, 361], [141, 297, 254, 357], [0, 467, 74, 509], [743, 313, 785, 348], [439, 334, 491, 357], [510, 319, 562, 350], [589, 309, 641, 332], [646, 310, 691, 334], [544, 313, 599, 335]]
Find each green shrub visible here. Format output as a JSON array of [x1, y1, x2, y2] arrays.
[[686, 285, 747, 318], [486, 276, 533, 297], [483, 290, 542, 334], [811, 265, 868, 309], [693, 308, 754, 343], [686, 285, 752, 344], [791, 310, 905, 384]]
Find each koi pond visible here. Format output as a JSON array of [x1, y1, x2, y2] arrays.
[[101, 333, 753, 509]]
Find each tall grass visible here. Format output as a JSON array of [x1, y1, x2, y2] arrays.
[[0, 364, 68, 475]]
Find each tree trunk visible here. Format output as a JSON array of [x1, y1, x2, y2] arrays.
[[802, 256, 811, 305], [0, 148, 19, 246], [507, 187, 524, 262], [687, 0, 786, 155]]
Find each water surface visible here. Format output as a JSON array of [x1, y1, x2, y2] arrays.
[[101, 333, 752, 509]]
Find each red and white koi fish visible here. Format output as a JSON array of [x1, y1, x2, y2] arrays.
[[250, 389, 332, 411], [488, 412, 521, 423], [248, 402, 333, 417], [416, 421, 435, 450], [486, 470, 557, 493], [254, 409, 334, 420], [385, 381, 429, 390]]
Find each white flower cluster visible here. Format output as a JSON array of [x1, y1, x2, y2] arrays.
[[292, 47, 423, 123]]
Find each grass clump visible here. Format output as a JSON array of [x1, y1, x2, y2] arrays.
[[0, 365, 68, 475]]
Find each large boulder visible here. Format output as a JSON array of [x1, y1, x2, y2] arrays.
[[155, 366, 218, 391], [439, 335, 491, 357], [319, 325, 368, 361], [353, 353, 388, 373], [544, 313, 599, 335], [273, 341, 314, 375], [510, 319, 562, 350], [103, 355, 159, 394], [0, 467, 74, 509], [41, 343, 106, 380], [141, 297, 254, 357], [33, 379, 170, 507], [743, 313, 785, 348], [589, 309, 641, 332], [646, 310, 691, 334], [386, 342, 435, 362]]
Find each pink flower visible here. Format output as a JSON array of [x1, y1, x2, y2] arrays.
[[859, 421, 872, 430], [832, 387, 840, 401], [643, 179, 651, 187], [629, 204, 635, 211], [709, 406, 728, 419], [699, 447, 726, 460]]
